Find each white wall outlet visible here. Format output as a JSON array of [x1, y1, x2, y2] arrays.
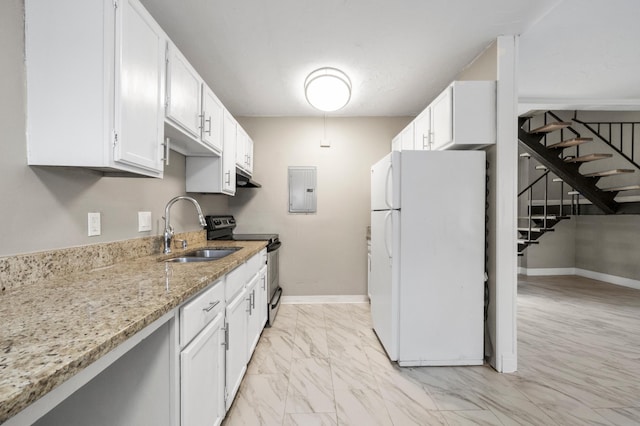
[[88, 212, 101, 237], [138, 211, 152, 232]]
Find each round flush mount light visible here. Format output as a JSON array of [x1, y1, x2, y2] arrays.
[[304, 67, 352, 112]]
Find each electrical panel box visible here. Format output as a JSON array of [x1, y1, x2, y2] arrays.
[[288, 166, 317, 213]]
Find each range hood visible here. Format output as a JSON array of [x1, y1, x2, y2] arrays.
[[236, 168, 262, 188]]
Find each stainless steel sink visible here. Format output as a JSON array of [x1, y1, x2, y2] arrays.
[[165, 257, 216, 263], [164, 247, 242, 263], [186, 248, 241, 259]]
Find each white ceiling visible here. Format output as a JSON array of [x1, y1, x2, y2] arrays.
[[139, 0, 560, 117], [519, 0, 640, 112]]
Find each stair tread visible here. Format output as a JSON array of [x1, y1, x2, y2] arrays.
[[519, 215, 569, 220], [535, 165, 548, 170], [520, 153, 531, 158], [583, 169, 635, 177], [517, 239, 539, 244], [530, 122, 572, 133], [547, 137, 593, 149], [601, 184, 640, 192], [552, 178, 563, 182], [517, 227, 551, 232], [568, 191, 581, 195], [565, 153, 613, 163]]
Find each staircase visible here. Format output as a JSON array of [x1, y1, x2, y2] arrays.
[[517, 111, 640, 255]]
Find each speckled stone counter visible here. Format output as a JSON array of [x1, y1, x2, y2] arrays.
[[0, 239, 267, 423]]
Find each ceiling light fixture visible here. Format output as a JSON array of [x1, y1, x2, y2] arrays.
[[304, 67, 352, 112]]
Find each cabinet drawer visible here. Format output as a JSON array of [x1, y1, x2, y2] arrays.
[[180, 279, 225, 347], [225, 262, 246, 302], [246, 250, 266, 281]]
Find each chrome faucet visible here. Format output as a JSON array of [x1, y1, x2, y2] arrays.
[[163, 196, 207, 254]]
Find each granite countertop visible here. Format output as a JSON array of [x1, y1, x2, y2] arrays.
[[0, 240, 267, 423]]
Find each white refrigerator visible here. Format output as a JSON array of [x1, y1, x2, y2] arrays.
[[370, 150, 485, 366]]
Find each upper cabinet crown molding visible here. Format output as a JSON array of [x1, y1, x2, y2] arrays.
[[25, 0, 167, 178]]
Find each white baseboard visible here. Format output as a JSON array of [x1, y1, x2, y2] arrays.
[[519, 267, 576, 276], [575, 268, 640, 290], [281, 295, 369, 304], [499, 354, 518, 373], [518, 267, 640, 290]]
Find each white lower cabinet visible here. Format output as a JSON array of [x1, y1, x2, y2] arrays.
[[180, 312, 226, 426], [257, 265, 268, 329], [225, 286, 249, 410], [246, 274, 261, 356]]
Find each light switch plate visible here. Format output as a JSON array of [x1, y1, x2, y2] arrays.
[[138, 211, 152, 232], [88, 212, 101, 236]]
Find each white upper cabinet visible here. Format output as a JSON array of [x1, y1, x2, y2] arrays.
[[164, 42, 220, 156], [116, 0, 166, 173], [165, 42, 202, 140], [201, 86, 224, 154], [401, 123, 415, 151], [235, 126, 254, 175], [431, 81, 496, 150], [25, 0, 166, 177], [393, 80, 496, 152], [413, 107, 432, 150], [185, 107, 236, 195], [222, 111, 238, 195]]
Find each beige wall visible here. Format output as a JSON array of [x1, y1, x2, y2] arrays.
[[0, 0, 227, 257], [230, 117, 411, 296]]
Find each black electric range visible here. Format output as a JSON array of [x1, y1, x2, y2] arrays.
[[205, 215, 282, 326]]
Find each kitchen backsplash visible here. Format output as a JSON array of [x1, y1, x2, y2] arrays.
[[0, 230, 206, 292]]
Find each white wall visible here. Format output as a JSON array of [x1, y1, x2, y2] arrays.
[[456, 37, 519, 373], [229, 117, 410, 297], [0, 0, 227, 257]]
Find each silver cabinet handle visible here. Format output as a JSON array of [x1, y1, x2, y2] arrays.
[[203, 300, 220, 312], [261, 276, 266, 290], [198, 113, 205, 131], [251, 290, 255, 310], [163, 138, 170, 166], [422, 134, 428, 150], [222, 325, 228, 350], [225, 170, 231, 185], [205, 117, 212, 136]]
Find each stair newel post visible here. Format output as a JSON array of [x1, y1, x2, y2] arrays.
[[528, 186, 533, 243], [560, 180, 564, 217], [543, 172, 549, 230], [632, 123, 635, 162]]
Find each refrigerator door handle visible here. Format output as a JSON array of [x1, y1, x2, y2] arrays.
[[384, 162, 393, 209], [384, 211, 393, 259]]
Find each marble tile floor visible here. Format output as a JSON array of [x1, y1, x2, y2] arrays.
[[223, 275, 640, 425]]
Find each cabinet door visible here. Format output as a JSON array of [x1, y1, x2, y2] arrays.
[[413, 107, 432, 151], [181, 313, 225, 426], [246, 275, 261, 356], [236, 126, 247, 170], [245, 136, 254, 175], [258, 265, 268, 328], [201, 85, 224, 154], [166, 43, 202, 139], [391, 134, 401, 152], [115, 0, 165, 174], [225, 288, 248, 410], [431, 86, 453, 150], [222, 110, 237, 195], [400, 123, 414, 150]]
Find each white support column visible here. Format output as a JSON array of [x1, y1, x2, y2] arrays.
[[491, 35, 519, 372]]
